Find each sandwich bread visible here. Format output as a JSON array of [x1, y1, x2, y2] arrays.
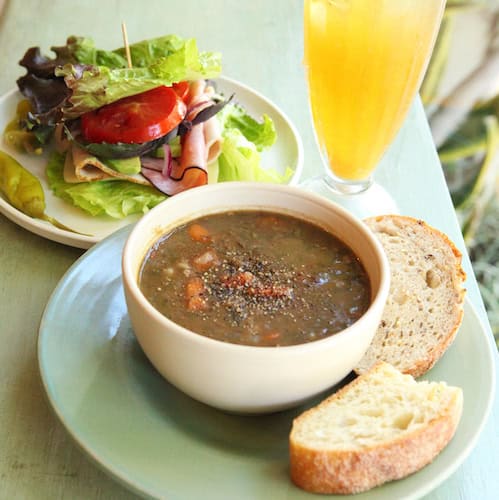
[[356, 215, 466, 377], [289, 361, 463, 494]]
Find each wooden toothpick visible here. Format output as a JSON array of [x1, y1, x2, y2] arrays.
[[121, 21, 132, 68]]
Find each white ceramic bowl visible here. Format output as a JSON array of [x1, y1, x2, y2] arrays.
[[122, 182, 390, 414]]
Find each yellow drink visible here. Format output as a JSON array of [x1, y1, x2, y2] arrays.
[[304, 0, 445, 183]]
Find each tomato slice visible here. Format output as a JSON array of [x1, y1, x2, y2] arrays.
[[80, 86, 187, 144], [171, 81, 190, 101]]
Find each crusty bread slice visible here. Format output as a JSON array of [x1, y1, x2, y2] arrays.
[[355, 215, 466, 378], [289, 361, 463, 494]]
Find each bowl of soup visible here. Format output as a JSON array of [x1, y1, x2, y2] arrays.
[[122, 182, 390, 413]]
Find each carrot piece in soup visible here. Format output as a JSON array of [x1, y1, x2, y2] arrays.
[[262, 330, 282, 343], [185, 276, 207, 311], [188, 223, 211, 242]]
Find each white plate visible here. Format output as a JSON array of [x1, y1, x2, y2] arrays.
[[38, 225, 496, 500], [0, 77, 303, 249]]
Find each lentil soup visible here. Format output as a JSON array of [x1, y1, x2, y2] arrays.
[[138, 210, 371, 346]]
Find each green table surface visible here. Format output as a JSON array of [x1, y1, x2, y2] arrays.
[[0, 1, 497, 499]]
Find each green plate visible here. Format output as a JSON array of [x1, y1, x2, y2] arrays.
[[38, 225, 496, 499]]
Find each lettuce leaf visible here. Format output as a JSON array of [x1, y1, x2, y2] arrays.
[[216, 128, 292, 184], [217, 103, 277, 152], [56, 35, 222, 118], [213, 102, 289, 184], [46, 152, 166, 218], [69, 36, 128, 68]]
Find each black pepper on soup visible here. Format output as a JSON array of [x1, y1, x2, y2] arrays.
[[138, 210, 371, 347]]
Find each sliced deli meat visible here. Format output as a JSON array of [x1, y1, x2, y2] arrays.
[[204, 116, 222, 164], [64, 144, 151, 185], [141, 122, 208, 195], [185, 80, 213, 121], [180, 122, 207, 172]]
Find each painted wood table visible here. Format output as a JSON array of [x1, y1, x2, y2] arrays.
[[0, 1, 497, 499]]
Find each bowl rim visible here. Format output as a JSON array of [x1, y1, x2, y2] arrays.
[[122, 182, 390, 353]]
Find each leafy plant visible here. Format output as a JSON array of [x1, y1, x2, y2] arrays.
[[423, 1, 499, 347]]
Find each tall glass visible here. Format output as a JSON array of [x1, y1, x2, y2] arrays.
[[303, 0, 446, 214]]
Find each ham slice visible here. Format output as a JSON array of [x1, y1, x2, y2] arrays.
[[179, 122, 207, 173], [185, 80, 216, 121], [204, 116, 222, 164], [141, 122, 208, 195], [140, 145, 172, 176], [184, 79, 223, 163]]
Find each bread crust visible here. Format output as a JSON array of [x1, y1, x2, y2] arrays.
[[355, 215, 466, 378], [289, 362, 463, 494]]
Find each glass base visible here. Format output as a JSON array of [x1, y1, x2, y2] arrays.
[[299, 175, 399, 220], [323, 174, 373, 195]]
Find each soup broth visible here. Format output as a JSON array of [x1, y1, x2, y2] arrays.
[[139, 210, 371, 346]]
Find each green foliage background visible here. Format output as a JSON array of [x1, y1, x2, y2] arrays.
[[422, 0, 499, 346]]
